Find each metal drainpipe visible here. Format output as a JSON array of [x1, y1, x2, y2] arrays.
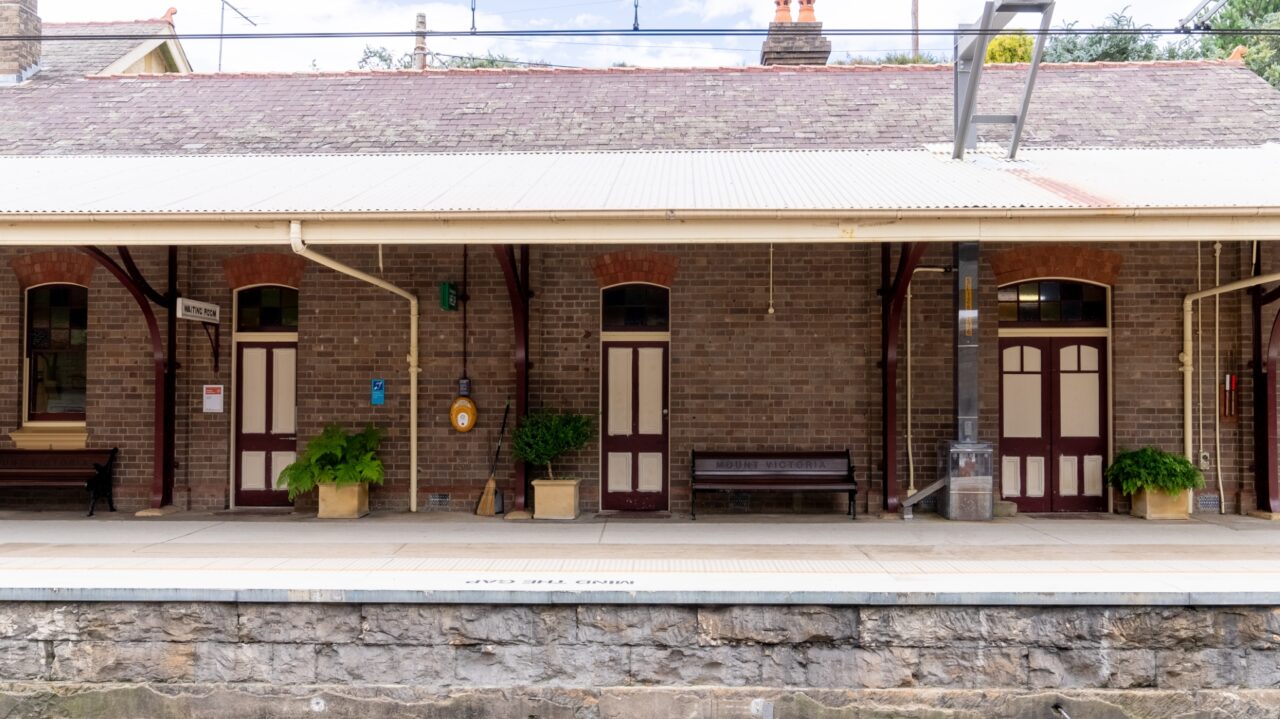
[[289, 221, 421, 512], [905, 266, 950, 496], [1183, 270, 1280, 471], [1214, 241, 1225, 513]]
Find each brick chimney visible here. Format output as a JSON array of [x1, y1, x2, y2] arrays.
[[761, 0, 831, 66], [0, 0, 40, 84]]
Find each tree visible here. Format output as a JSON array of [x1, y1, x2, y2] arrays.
[[439, 52, 529, 69], [835, 51, 944, 65], [358, 45, 413, 70], [1044, 9, 1206, 63], [1203, 0, 1280, 54], [986, 33, 1033, 63], [1242, 13, 1280, 87]]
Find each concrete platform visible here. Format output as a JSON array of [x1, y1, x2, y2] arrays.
[[1, 510, 1279, 605]]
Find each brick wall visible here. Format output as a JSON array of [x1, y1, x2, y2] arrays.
[[0, 240, 1264, 516], [0, 0, 40, 81]]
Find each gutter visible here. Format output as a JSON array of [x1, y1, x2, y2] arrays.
[[4, 206, 1280, 223], [289, 221, 422, 512]]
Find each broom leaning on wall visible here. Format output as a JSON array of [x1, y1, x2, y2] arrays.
[[475, 400, 511, 517]]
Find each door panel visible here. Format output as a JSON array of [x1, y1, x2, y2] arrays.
[[601, 342, 669, 511], [236, 342, 297, 507], [1000, 337, 1108, 512]]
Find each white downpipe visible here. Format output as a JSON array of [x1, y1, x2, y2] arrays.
[[906, 267, 948, 496], [1213, 242, 1224, 513], [289, 221, 422, 512], [1184, 270, 1280, 471]]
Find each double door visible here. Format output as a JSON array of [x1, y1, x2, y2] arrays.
[[999, 337, 1108, 513]]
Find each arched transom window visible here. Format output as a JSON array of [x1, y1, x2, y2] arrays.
[[998, 280, 1107, 328], [602, 284, 669, 333]]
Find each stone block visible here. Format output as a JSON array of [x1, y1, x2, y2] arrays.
[[1028, 648, 1156, 689], [629, 646, 764, 687], [50, 641, 196, 683], [1157, 648, 1248, 690], [75, 603, 237, 643], [0, 640, 48, 680], [239, 604, 360, 644], [316, 644, 452, 686], [916, 647, 1027, 689], [698, 606, 856, 646], [439, 605, 576, 646], [537, 643, 631, 687], [452, 645, 542, 686], [1104, 608, 1217, 650], [0, 603, 78, 641], [861, 607, 1102, 649], [578, 606, 696, 647], [794, 646, 917, 689], [194, 642, 318, 684], [361, 605, 441, 645]]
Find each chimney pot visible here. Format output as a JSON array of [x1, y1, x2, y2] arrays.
[[797, 0, 817, 23], [0, 0, 41, 84], [773, 0, 792, 24]]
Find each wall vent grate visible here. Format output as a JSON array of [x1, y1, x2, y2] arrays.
[[429, 493, 451, 509]]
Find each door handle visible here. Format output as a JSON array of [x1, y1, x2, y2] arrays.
[[662, 409, 669, 416]]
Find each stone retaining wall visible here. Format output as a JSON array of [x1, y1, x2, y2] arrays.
[[3, 602, 1280, 718]]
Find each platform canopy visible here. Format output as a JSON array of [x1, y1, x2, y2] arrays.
[[3, 146, 1280, 246]]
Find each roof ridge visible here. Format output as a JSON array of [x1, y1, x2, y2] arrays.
[[84, 59, 1244, 82], [44, 19, 173, 27]]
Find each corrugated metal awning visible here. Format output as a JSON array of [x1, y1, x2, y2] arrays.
[[2, 146, 1278, 218]]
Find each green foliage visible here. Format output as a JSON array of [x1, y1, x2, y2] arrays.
[[1203, 0, 1280, 55], [511, 412, 594, 480], [439, 52, 530, 69], [358, 45, 413, 70], [1242, 13, 1280, 88], [277, 425, 386, 501], [1044, 8, 1207, 63], [1105, 447, 1205, 497], [835, 51, 945, 65], [986, 33, 1034, 64]]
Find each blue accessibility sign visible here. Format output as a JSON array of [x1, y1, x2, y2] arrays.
[[371, 379, 385, 406]]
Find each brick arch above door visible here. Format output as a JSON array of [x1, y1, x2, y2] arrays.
[[590, 250, 678, 289], [988, 245, 1122, 288], [222, 253, 306, 290], [8, 251, 96, 289]]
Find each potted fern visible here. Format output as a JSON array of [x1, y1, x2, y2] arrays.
[[1106, 447, 1205, 520], [512, 411, 594, 520], [278, 424, 386, 519]]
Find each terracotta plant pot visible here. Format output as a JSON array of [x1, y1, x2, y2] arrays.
[[1130, 488, 1190, 520], [532, 479, 581, 520], [318, 483, 370, 519]]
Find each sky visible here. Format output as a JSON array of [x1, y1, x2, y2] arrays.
[[39, 1, 1196, 72]]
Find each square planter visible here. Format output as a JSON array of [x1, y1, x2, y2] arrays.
[[532, 479, 581, 520], [1130, 488, 1190, 520], [318, 483, 369, 519]]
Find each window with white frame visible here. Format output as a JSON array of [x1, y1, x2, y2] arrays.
[[25, 284, 89, 422]]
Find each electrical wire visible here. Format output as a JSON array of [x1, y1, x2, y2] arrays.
[[21, 27, 1280, 42]]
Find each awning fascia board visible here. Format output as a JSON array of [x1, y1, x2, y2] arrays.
[[3, 214, 1280, 247]]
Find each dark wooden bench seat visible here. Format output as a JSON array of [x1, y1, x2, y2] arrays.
[[690, 450, 856, 520], [0, 448, 119, 516]]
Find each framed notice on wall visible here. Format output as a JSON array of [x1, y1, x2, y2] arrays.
[[203, 385, 224, 413]]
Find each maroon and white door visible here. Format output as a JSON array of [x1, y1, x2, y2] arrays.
[[999, 337, 1108, 513], [235, 342, 297, 507], [601, 342, 669, 511]]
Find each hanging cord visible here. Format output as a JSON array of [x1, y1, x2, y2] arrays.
[[462, 244, 469, 380], [767, 244, 776, 315]]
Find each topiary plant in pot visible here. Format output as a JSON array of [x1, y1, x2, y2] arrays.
[[512, 411, 594, 520], [278, 424, 386, 519], [1105, 447, 1205, 520]]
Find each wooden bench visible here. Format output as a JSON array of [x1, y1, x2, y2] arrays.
[[0, 448, 119, 516], [690, 450, 856, 520]]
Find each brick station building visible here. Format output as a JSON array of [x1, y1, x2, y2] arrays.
[[3, 1, 1280, 519]]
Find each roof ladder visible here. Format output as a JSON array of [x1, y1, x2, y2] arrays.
[[953, 1, 1055, 160]]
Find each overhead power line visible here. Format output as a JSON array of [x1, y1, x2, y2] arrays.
[[19, 27, 1280, 42]]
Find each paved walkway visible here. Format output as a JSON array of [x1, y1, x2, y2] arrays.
[[1, 510, 1278, 605]]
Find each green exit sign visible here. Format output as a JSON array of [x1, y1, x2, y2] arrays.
[[439, 282, 459, 312]]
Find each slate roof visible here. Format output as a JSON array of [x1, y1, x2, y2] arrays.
[[1, 61, 1278, 156], [37, 21, 173, 83]]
